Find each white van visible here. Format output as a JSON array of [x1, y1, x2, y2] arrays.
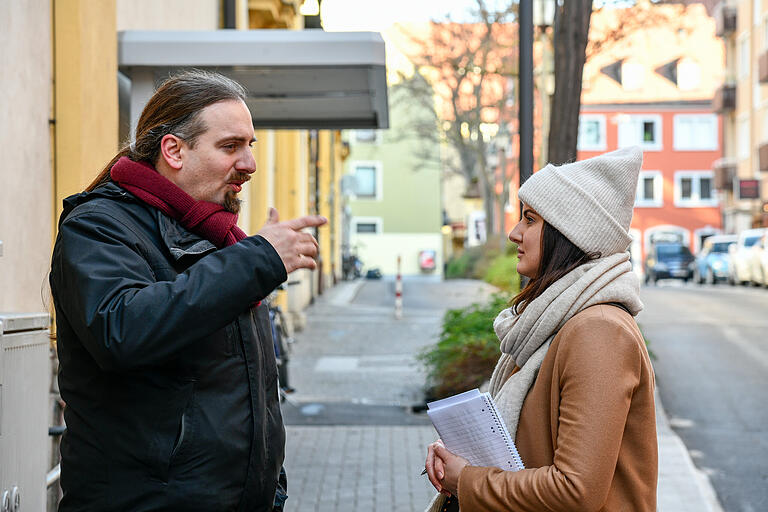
[[728, 228, 768, 285]]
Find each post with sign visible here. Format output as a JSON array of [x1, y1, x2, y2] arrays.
[[394, 255, 403, 320]]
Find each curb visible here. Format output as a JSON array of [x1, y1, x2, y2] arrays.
[[654, 389, 724, 512]]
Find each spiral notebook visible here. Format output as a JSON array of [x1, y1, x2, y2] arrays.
[[427, 388, 525, 472]]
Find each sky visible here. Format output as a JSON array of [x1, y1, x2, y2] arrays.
[[320, 0, 512, 31]]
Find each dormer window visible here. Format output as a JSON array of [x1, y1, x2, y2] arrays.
[[677, 58, 701, 91], [621, 61, 644, 90]]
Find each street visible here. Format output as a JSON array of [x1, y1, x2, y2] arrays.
[[639, 280, 768, 512]]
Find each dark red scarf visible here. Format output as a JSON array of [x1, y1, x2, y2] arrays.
[[110, 157, 246, 248]]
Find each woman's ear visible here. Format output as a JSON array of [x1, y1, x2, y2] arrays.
[[159, 134, 184, 171]]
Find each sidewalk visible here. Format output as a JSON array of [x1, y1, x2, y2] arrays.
[[281, 280, 723, 512]]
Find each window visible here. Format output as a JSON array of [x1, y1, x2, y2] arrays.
[[618, 114, 663, 151], [635, 171, 663, 207], [674, 171, 718, 207], [738, 117, 750, 160], [764, 110, 768, 143], [354, 129, 379, 143], [739, 35, 750, 79], [621, 61, 644, 91], [351, 161, 382, 199], [353, 217, 382, 234], [577, 114, 607, 151], [676, 59, 701, 91], [673, 114, 718, 150], [356, 222, 378, 233], [763, 16, 768, 51]]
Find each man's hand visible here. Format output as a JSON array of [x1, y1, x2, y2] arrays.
[[257, 208, 327, 274]]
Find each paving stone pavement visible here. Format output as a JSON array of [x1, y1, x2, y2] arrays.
[[280, 279, 723, 512], [284, 426, 436, 512]]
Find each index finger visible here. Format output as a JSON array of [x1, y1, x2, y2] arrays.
[[284, 215, 327, 230], [425, 444, 442, 492]]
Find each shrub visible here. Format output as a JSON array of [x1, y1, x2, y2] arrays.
[[445, 243, 519, 292], [419, 294, 510, 399], [445, 245, 486, 279], [484, 251, 520, 292]]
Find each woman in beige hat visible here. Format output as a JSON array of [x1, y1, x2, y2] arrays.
[[424, 146, 657, 511]]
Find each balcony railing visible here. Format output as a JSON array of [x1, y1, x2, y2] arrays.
[[715, 4, 737, 37], [713, 158, 736, 189], [760, 50, 768, 84], [713, 84, 736, 113], [759, 142, 768, 172]]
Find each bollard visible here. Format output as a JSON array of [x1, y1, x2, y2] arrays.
[[395, 255, 403, 319]]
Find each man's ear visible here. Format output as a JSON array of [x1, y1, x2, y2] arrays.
[[159, 134, 184, 171]]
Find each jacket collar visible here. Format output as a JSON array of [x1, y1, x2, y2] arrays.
[[157, 212, 217, 262]]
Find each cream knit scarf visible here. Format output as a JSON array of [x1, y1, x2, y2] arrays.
[[425, 252, 642, 512]]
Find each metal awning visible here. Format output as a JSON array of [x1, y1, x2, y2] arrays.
[[118, 30, 388, 131]]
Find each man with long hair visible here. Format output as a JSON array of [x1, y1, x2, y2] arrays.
[[50, 70, 325, 511]]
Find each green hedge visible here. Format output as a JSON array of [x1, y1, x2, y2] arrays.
[[419, 294, 511, 399], [445, 243, 519, 292]]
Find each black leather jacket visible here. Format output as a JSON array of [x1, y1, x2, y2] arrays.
[[50, 182, 288, 511]]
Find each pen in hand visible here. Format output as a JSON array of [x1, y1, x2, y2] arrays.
[[420, 468, 428, 475]]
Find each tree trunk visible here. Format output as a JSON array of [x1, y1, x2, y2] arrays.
[[547, 0, 593, 166]]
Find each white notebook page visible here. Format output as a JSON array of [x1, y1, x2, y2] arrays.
[[427, 389, 524, 472]]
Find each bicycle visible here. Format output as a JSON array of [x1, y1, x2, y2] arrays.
[[266, 286, 296, 401]]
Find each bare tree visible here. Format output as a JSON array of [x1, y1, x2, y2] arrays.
[[394, 0, 519, 240], [547, 0, 593, 166]]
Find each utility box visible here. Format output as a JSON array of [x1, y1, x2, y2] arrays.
[[0, 313, 49, 512]]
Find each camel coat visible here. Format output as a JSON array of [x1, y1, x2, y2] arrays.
[[457, 304, 657, 511]]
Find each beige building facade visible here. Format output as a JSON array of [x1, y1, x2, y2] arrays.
[[715, 0, 768, 231]]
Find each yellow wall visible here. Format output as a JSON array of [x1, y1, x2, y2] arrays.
[[53, 0, 118, 221]]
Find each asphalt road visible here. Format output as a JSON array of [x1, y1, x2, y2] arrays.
[[638, 280, 768, 512]]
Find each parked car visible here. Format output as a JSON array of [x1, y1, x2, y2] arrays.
[[644, 243, 695, 284], [694, 235, 737, 284], [728, 228, 767, 285], [747, 232, 768, 286]]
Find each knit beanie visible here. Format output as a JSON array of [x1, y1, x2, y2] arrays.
[[517, 146, 642, 257]]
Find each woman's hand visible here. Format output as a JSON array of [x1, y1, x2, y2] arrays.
[[425, 440, 450, 495], [432, 443, 470, 496]]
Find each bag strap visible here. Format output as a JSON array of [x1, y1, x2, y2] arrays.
[[602, 301, 632, 315]]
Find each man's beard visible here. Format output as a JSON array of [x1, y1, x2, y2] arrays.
[[223, 189, 242, 214]]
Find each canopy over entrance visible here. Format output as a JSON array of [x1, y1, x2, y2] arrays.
[[118, 30, 389, 132]]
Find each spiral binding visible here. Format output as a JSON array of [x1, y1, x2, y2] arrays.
[[484, 395, 525, 471]]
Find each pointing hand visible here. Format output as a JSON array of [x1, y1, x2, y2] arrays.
[[257, 208, 327, 274]]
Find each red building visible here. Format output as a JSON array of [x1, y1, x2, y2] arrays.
[[577, 3, 725, 267]]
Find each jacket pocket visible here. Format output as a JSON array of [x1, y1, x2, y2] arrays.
[[167, 382, 196, 476], [170, 410, 188, 459]]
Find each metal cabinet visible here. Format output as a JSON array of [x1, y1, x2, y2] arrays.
[[0, 313, 49, 512]]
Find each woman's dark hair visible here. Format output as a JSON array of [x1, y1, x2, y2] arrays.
[[511, 221, 601, 314], [86, 70, 247, 192]]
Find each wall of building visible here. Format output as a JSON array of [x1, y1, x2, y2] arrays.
[[116, 0, 219, 30], [0, 1, 53, 312], [353, 233, 444, 277], [716, 0, 768, 229], [345, 101, 444, 277], [579, 106, 723, 259], [53, 0, 119, 223]]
